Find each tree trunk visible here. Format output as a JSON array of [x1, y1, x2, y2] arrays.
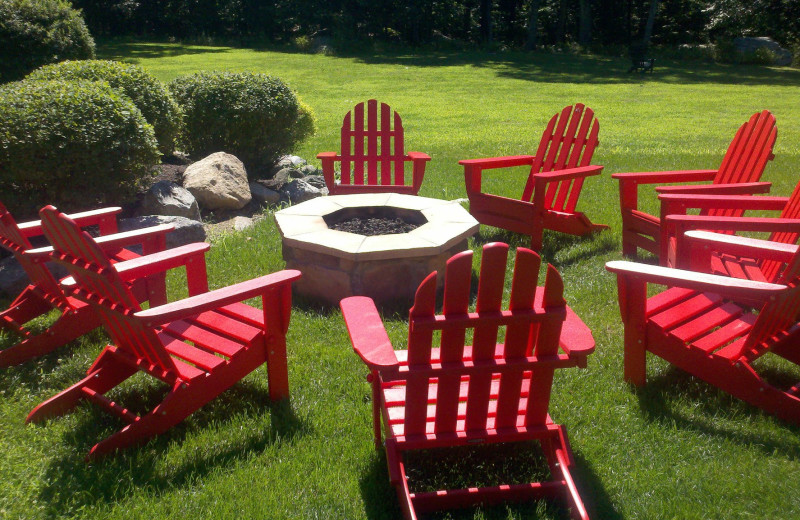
[[578, 0, 592, 46], [526, 0, 541, 50], [642, 0, 660, 46], [555, 0, 567, 44], [480, 0, 493, 43]]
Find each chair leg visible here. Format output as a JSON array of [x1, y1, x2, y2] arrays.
[[369, 370, 382, 450], [87, 379, 197, 459], [0, 306, 100, 367], [26, 348, 136, 423], [552, 428, 590, 520], [617, 276, 648, 386], [0, 285, 52, 334], [385, 440, 418, 520]]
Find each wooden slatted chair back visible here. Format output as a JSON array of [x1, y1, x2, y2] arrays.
[[707, 110, 777, 218], [0, 202, 69, 311], [738, 247, 800, 361], [400, 242, 566, 438], [521, 104, 600, 214], [39, 206, 178, 376], [760, 182, 800, 282], [339, 99, 407, 188]]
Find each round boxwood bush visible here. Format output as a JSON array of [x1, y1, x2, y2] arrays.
[[0, 0, 95, 83], [27, 60, 182, 155], [169, 71, 314, 177], [0, 79, 159, 216]]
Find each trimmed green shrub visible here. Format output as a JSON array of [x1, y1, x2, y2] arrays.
[[169, 71, 312, 177], [0, 0, 95, 83], [27, 60, 182, 155], [0, 79, 159, 216], [292, 100, 317, 147]]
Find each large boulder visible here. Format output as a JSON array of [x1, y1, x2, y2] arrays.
[[183, 152, 252, 210], [733, 37, 793, 66], [119, 215, 206, 250], [141, 180, 201, 221]]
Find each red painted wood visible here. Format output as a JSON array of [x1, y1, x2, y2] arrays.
[[317, 100, 430, 195], [28, 206, 300, 459], [341, 242, 594, 519], [0, 202, 172, 367], [667, 181, 800, 285], [607, 243, 800, 426], [615, 110, 777, 257], [461, 104, 606, 251]]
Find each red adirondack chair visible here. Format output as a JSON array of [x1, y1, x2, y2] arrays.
[[0, 202, 173, 367], [660, 180, 800, 281], [613, 110, 777, 257], [341, 242, 595, 519], [606, 233, 800, 425], [460, 104, 607, 251], [318, 99, 431, 195], [28, 206, 301, 459]]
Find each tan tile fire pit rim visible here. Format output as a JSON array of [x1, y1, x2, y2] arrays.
[[274, 193, 479, 262]]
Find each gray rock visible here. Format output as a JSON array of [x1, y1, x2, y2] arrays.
[[262, 168, 292, 191], [281, 179, 325, 204], [287, 155, 307, 167], [141, 181, 201, 221], [733, 37, 793, 66], [183, 152, 252, 210], [0, 256, 32, 298], [289, 168, 306, 179], [233, 216, 254, 232], [303, 175, 328, 189], [275, 156, 294, 169], [119, 216, 206, 250], [250, 182, 282, 205], [301, 164, 318, 175]]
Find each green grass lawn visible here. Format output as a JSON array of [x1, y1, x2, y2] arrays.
[[2, 42, 800, 519]]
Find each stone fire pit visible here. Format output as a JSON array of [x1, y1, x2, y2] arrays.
[[274, 193, 479, 305]]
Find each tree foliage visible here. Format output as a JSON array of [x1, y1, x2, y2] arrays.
[[0, 0, 95, 83], [70, 0, 799, 52]]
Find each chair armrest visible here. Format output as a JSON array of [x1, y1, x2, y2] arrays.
[[407, 151, 431, 162], [684, 230, 798, 263], [560, 306, 595, 366], [534, 164, 603, 181], [655, 181, 771, 195], [459, 155, 536, 170], [340, 296, 399, 371], [112, 242, 211, 281], [605, 260, 786, 303], [659, 193, 788, 215], [317, 151, 338, 160], [667, 214, 800, 234], [23, 224, 175, 260], [611, 169, 717, 184], [93, 224, 174, 250], [19, 206, 123, 238], [135, 270, 302, 325]]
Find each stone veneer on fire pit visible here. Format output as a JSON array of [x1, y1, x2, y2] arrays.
[[274, 193, 479, 306]]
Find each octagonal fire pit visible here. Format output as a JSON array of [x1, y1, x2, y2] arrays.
[[274, 193, 479, 306]]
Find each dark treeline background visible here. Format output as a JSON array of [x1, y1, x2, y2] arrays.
[[71, 0, 799, 50]]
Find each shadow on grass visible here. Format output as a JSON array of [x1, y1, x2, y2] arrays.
[[634, 366, 800, 458], [0, 327, 108, 396], [471, 227, 617, 268], [34, 381, 310, 514], [99, 39, 800, 87], [97, 40, 232, 61], [357, 442, 619, 519]]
